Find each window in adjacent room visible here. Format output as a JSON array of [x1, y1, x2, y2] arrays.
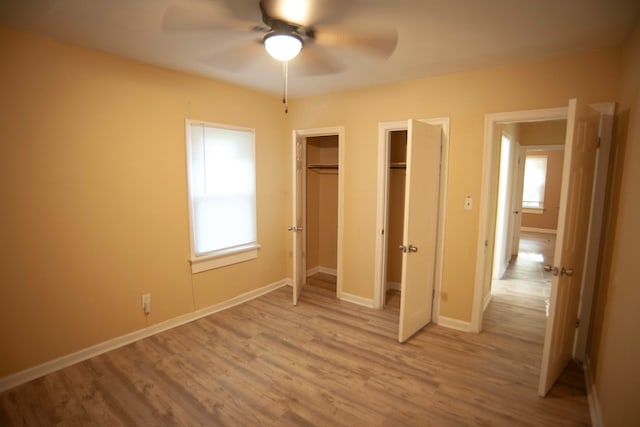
[[185, 120, 259, 273], [521, 154, 548, 213]]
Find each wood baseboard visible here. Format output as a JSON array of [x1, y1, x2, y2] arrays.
[[483, 293, 492, 312], [0, 279, 289, 393], [386, 281, 401, 291], [520, 226, 557, 234], [306, 266, 337, 277], [583, 356, 603, 427], [437, 316, 474, 332], [339, 292, 375, 308]]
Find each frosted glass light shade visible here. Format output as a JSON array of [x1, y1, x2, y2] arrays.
[[264, 33, 302, 61]]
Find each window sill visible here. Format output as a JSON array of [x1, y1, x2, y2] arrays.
[[190, 243, 261, 273], [522, 208, 544, 215]]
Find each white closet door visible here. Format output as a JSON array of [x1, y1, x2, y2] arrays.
[[398, 120, 442, 342]]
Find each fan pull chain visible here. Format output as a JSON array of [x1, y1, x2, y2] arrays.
[[282, 60, 289, 114]]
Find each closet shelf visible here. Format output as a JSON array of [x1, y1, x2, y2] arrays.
[[307, 163, 339, 170], [390, 162, 406, 169]]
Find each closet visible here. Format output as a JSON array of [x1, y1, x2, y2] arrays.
[[385, 130, 408, 303], [305, 135, 339, 290]]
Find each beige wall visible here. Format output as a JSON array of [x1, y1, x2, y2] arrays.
[[588, 21, 640, 426], [305, 136, 338, 271], [306, 163, 320, 269], [0, 27, 288, 377], [521, 149, 565, 230], [289, 48, 621, 322], [519, 120, 567, 146]]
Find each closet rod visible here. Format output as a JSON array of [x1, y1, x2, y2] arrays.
[[307, 163, 339, 170], [390, 162, 406, 169]]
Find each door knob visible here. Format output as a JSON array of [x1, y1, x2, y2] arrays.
[[561, 267, 574, 276], [408, 245, 418, 253], [398, 244, 407, 253], [544, 265, 560, 276]]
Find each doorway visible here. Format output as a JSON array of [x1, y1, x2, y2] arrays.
[[487, 120, 567, 308], [374, 118, 450, 342], [382, 130, 408, 307], [305, 135, 339, 294], [290, 127, 344, 305], [484, 120, 567, 360], [474, 101, 615, 395]]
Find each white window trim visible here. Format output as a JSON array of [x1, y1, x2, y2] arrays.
[[185, 119, 259, 274], [190, 243, 261, 273], [522, 154, 548, 214]]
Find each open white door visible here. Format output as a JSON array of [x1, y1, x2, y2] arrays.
[[538, 99, 599, 396], [493, 133, 515, 279], [398, 120, 442, 342], [510, 142, 524, 258], [511, 143, 527, 258], [291, 135, 305, 305]]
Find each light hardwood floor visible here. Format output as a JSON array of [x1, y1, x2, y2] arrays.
[[1, 257, 590, 426], [484, 232, 588, 423], [487, 231, 556, 341]]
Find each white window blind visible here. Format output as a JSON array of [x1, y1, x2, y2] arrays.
[[186, 121, 258, 272], [522, 155, 548, 209]]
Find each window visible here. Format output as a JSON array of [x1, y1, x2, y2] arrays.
[[522, 154, 548, 212], [186, 120, 259, 273]]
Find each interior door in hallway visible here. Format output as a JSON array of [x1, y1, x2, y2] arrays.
[[398, 120, 442, 342], [538, 99, 599, 396]]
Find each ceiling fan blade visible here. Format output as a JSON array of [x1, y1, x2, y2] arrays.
[[292, 44, 345, 76], [315, 26, 398, 60], [259, 0, 355, 27], [201, 40, 265, 72], [162, 1, 253, 34], [223, 1, 263, 23]]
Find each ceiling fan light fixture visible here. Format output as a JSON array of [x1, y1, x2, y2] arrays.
[[264, 33, 303, 61]]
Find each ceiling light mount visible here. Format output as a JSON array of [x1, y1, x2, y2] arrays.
[[264, 32, 303, 62]]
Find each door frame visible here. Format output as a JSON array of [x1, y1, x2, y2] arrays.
[[373, 118, 450, 315], [471, 103, 615, 355], [291, 126, 345, 300]]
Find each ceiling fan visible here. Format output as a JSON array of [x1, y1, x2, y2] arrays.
[[162, 0, 398, 77]]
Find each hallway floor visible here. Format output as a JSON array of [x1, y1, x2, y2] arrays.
[[492, 231, 555, 320], [484, 231, 588, 416]]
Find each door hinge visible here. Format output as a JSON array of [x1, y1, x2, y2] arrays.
[[597, 137, 601, 149], [575, 318, 580, 328]]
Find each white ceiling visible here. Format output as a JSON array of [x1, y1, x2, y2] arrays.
[[1, 0, 639, 98]]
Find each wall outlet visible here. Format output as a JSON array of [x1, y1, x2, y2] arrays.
[[464, 196, 473, 210], [141, 293, 151, 315]]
